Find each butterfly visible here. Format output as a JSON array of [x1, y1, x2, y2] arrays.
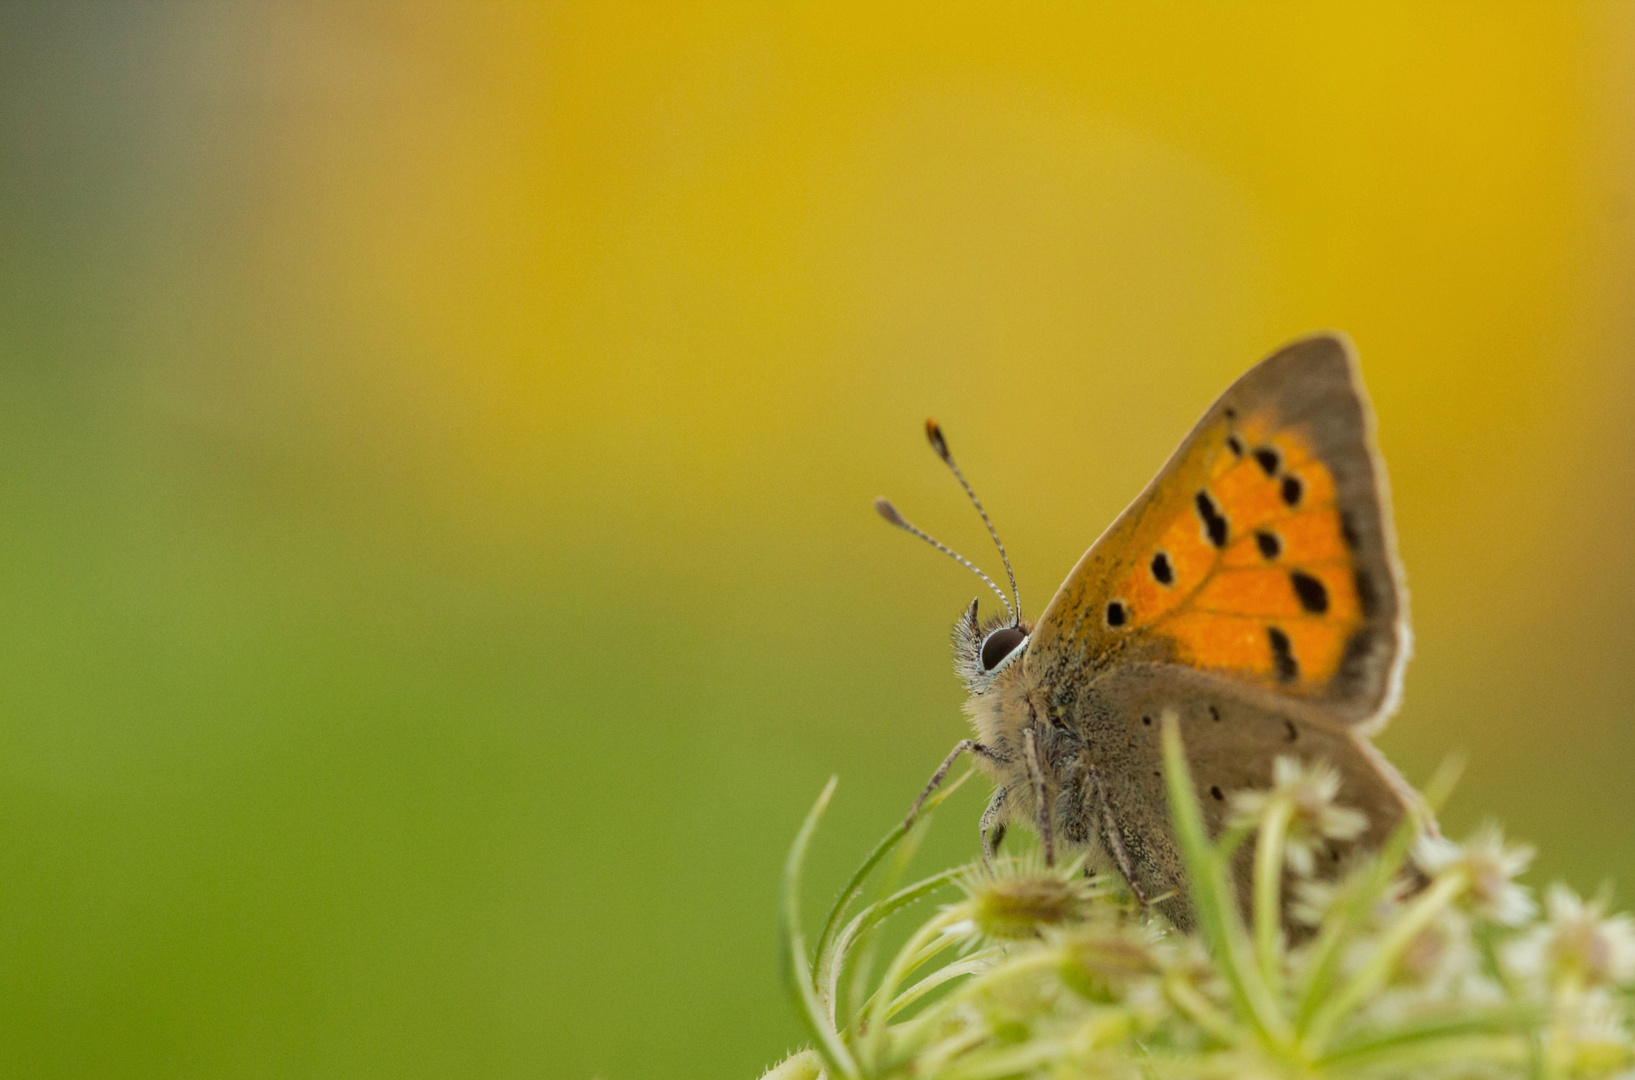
[[876, 333, 1422, 931]]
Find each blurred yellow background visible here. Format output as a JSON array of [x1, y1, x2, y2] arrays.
[[1, 4, 1633, 1077]]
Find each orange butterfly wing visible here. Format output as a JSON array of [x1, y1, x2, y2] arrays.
[[1026, 333, 1406, 728]]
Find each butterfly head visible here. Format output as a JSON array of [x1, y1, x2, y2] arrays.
[[952, 599, 1033, 692]]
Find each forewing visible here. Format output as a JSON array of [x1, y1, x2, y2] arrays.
[[1027, 333, 1406, 728]]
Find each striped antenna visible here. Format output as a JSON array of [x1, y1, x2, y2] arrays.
[[922, 419, 1022, 625], [874, 498, 1015, 622]]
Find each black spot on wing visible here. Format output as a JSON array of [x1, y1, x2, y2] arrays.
[[1150, 551, 1174, 586], [1290, 571, 1329, 614], [1226, 434, 1243, 457], [1255, 530, 1281, 560], [1106, 600, 1127, 627], [1268, 626, 1298, 682], [1194, 490, 1229, 547], [1253, 447, 1280, 476], [1284, 720, 1298, 743], [1281, 475, 1304, 507]]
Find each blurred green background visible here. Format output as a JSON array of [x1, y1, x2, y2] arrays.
[[1, 3, 1633, 1077]]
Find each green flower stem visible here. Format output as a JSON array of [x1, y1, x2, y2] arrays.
[[884, 954, 990, 1020], [1214, 822, 1255, 863], [950, 946, 1060, 997], [1541, 981, 1584, 1080], [843, 774, 975, 1037], [1161, 713, 1291, 1047], [903, 1025, 990, 1079], [779, 777, 860, 1079], [882, 948, 1058, 1066], [1320, 1033, 1530, 1073], [863, 906, 964, 1070], [1293, 806, 1426, 1030], [1475, 921, 1521, 998], [1315, 1003, 1544, 1069], [824, 868, 964, 1028], [761, 1049, 824, 1080], [813, 769, 972, 1012], [1163, 974, 1243, 1046], [860, 930, 959, 1026], [1253, 797, 1294, 998], [1303, 868, 1468, 1052], [933, 1036, 1071, 1080]]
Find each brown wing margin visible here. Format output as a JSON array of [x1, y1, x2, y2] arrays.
[[1219, 334, 1408, 728]]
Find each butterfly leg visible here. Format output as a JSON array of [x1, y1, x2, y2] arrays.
[[978, 786, 1008, 865], [1022, 728, 1055, 867], [1085, 766, 1149, 909], [904, 739, 1006, 831]]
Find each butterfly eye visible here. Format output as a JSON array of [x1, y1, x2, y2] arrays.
[[980, 627, 1026, 671]]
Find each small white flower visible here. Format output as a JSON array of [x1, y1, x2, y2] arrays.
[[1291, 877, 1344, 928], [1413, 824, 1536, 926], [1395, 908, 1477, 988], [1355, 908, 1499, 1025], [1291, 868, 1413, 929], [1550, 988, 1634, 1075], [1227, 756, 1368, 877], [1507, 884, 1635, 990]]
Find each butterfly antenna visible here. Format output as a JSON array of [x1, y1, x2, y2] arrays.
[[873, 498, 1015, 622], [924, 419, 1022, 625]]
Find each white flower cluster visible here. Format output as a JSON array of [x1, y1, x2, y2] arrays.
[[770, 742, 1635, 1080]]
